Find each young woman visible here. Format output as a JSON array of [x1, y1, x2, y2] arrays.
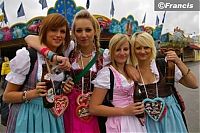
[[129, 32, 198, 133], [89, 33, 147, 133], [3, 13, 70, 133], [62, 10, 109, 133]]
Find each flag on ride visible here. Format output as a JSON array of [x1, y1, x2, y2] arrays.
[[156, 15, 159, 26], [17, 2, 25, 17], [162, 11, 166, 24], [39, 0, 47, 9], [0, 1, 8, 23], [0, 2, 4, 11], [142, 12, 146, 24], [86, 0, 90, 9], [110, 0, 115, 17]]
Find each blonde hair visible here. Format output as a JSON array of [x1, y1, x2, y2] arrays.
[[109, 34, 132, 69], [130, 32, 156, 66], [71, 10, 101, 55]]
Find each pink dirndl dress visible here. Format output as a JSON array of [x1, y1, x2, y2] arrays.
[[64, 87, 100, 133], [92, 66, 147, 133], [63, 50, 104, 133]]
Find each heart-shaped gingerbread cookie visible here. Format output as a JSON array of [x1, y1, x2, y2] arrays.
[[143, 97, 166, 121], [50, 95, 69, 117]]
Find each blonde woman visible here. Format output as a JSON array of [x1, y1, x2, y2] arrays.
[[90, 34, 146, 133], [129, 32, 198, 133]]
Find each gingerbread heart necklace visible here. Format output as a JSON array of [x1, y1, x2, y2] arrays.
[[45, 59, 69, 117], [76, 55, 93, 121], [138, 66, 166, 121]]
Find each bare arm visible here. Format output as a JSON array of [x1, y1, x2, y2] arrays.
[[3, 82, 47, 103], [25, 35, 42, 51], [166, 51, 198, 89], [25, 35, 71, 71], [89, 87, 144, 117]]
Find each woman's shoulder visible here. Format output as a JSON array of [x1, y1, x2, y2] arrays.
[[6, 47, 33, 85], [9, 47, 34, 75], [92, 66, 111, 89], [97, 66, 110, 75], [102, 49, 110, 66]]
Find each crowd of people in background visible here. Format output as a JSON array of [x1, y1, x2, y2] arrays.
[[0, 9, 198, 133]]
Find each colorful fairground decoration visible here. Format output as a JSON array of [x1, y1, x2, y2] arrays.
[[160, 27, 192, 48], [159, 27, 200, 62], [0, 0, 166, 43], [0, 17, 44, 42]]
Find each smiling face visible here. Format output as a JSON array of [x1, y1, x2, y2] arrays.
[[46, 26, 66, 51], [114, 41, 130, 65], [74, 18, 95, 48], [134, 43, 152, 62], [130, 32, 156, 66], [109, 34, 131, 68], [39, 13, 70, 53]]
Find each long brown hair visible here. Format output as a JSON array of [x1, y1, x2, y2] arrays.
[[39, 13, 70, 55]]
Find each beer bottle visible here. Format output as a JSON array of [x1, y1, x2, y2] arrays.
[[41, 64, 55, 108], [165, 60, 175, 85], [134, 82, 144, 118]]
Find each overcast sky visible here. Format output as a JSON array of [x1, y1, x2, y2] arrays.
[[0, 0, 199, 35]]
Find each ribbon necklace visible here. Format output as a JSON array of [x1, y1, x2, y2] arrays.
[[80, 54, 92, 96], [75, 54, 93, 121], [138, 66, 166, 121]]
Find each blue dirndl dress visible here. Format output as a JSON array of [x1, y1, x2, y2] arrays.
[[6, 50, 64, 133], [145, 95, 187, 133]]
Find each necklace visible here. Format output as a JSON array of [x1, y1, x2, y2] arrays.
[[81, 53, 92, 58], [138, 66, 167, 121], [80, 51, 93, 58], [76, 55, 93, 121]]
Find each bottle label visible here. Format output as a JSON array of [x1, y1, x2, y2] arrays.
[[46, 87, 55, 103], [44, 73, 51, 81]]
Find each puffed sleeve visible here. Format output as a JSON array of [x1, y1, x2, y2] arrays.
[[175, 65, 182, 82], [92, 67, 110, 89], [6, 47, 31, 85], [103, 49, 110, 66]]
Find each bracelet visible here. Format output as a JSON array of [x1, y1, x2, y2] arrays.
[[183, 68, 190, 78], [47, 51, 56, 62], [40, 47, 50, 56], [22, 91, 29, 103]]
